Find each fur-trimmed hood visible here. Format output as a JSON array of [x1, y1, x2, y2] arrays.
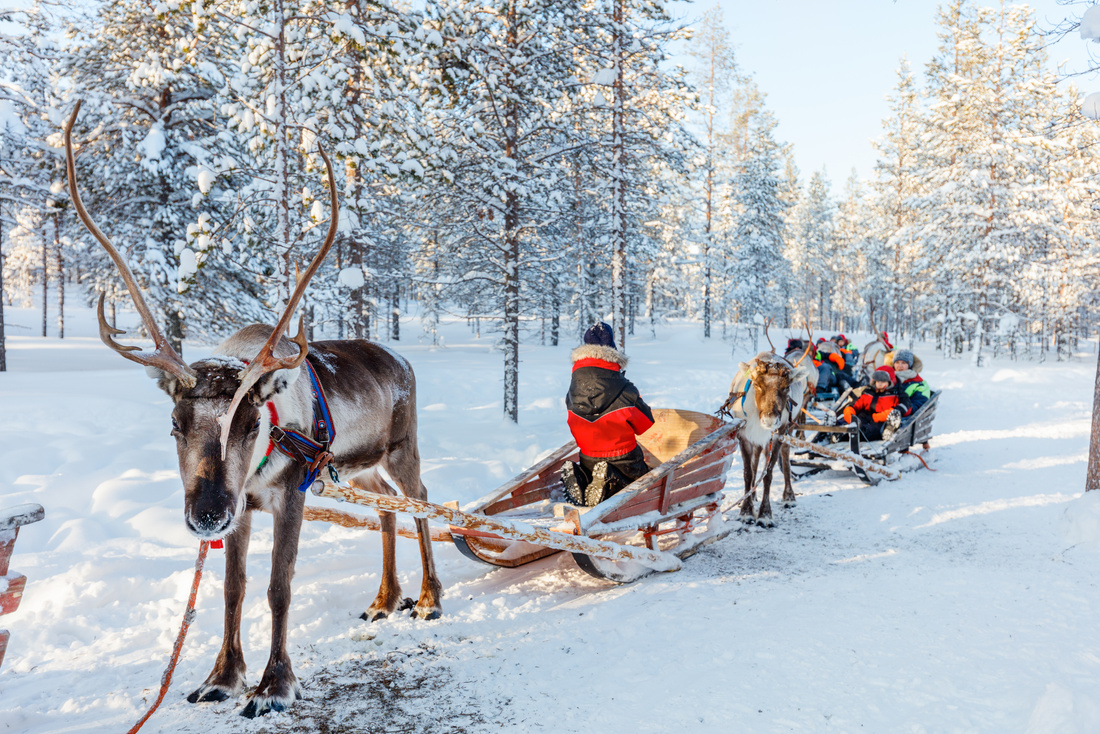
[[571, 344, 628, 368]]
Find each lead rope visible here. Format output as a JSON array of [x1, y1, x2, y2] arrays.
[[126, 540, 210, 734], [900, 449, 936, 471]]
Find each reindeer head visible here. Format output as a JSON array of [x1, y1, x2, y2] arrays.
[[747, 354, 795, 430], [162, 360, 265, 537], [65, 101, 338, 540]]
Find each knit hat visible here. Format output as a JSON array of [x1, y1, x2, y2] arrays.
[[583, 322, 616, 350], [871, 365, 896, 386], [893, 349, 914, 368], [835, 334, 848, 347]]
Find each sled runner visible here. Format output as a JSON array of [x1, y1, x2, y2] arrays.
[[788, 390, 941, 485]]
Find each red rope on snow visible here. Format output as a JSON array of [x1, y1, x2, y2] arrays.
[[126, 540, 210, 734], [901, 449, 936, 472]]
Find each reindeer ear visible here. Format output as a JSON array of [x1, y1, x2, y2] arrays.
[[248, 365, 301, 405], [147, 366, 187, 400]]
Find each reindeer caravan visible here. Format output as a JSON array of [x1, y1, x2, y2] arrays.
[[781, 304, 942, 486], [63, 100, 938, 721]]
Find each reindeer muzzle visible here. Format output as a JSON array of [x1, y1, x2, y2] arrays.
[[185, 504, 235, 539]]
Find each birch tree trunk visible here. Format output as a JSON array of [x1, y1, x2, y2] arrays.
[[609, 0, 627, 350], [1087, 345, 1100, 490], [273, 0, 292, 310], [55, 215, 64, 340], [390, 285, 399, 341], [0, 206, 6, 371], [40, 226, 47, 337], [502, 1, 521, 423]]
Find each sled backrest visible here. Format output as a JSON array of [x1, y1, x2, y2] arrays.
[[637, 409, 725, 465]]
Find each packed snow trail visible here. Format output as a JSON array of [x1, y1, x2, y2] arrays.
[[1, 305, 1099, 732]]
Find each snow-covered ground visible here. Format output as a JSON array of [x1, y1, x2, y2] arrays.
[[2, 301, 1100, 733]]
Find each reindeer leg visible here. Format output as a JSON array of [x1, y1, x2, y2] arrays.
[[241, 489, 304, 718], [739, 442, 757, 524], [188, 509, 252, 704], [383, 439, 443, 620], [412, 514, 443, 620], [757, 447, 782, 528], [364, 510, 404, 621], [350, 472, 405, 621], [780, 441, 797, 508]]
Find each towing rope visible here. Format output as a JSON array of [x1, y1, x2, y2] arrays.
[[901, 449, 936, 472], [126, 540, 209, 734]]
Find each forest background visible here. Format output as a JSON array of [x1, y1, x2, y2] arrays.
[[1, 0, 1097, 421]]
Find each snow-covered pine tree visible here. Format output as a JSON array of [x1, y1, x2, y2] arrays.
[[832, 169, 873, 334], [587, 0, 691, 349], [871, 57, 922, 340], [688, 5, 738, 339], [786, 168, 835, 328], [63, 0, 267, 351], [726, 104, 788, 341], [907, 1, 1061, 364], [312, 2, 427, 342], [418, 0, 585, 422], [0, 1, 73, 344]]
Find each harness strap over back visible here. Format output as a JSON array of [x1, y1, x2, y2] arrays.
[[267, 358, 339, 491]]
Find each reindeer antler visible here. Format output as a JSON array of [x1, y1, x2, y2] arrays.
[[791, 320, 814, 368], [65, 101, 198, 388], [764, 317, 776, 352], [868, 297, 880, 340], [217, 144, 340, 457]]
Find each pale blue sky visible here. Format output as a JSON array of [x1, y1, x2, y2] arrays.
[[684, 0, 1097, 188]]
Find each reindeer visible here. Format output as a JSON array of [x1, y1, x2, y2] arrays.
[[861, 298, 894, 381], [64, 103, 442, 718], [719, 321, 815, 526]]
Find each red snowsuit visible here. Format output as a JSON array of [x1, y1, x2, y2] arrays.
[[565, 344, 654, 491]]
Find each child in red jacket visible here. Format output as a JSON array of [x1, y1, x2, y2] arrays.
[[841, 365, 911, 442], [560, 322, 655, 506]]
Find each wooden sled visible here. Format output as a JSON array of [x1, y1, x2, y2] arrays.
[[445, 409, 742, 583], [302, 410, 740, 584], [789, 391, 941, 485], [1, 503, 45, 671]]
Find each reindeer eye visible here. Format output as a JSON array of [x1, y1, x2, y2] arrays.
[[171, 417, 180, 432], [252, 418, 261, 433]]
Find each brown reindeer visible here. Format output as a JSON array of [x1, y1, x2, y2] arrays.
[[719, 322, 815, 526], [64, 103, 442, 718]]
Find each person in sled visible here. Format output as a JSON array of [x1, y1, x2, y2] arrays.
[[840, 364, 911, 442], [832, 334, 861, 385], [889, 348, 931, 413], [561, 322, 655, 507], [815, 338, 856, 393]]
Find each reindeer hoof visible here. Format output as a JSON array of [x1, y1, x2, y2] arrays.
[[756, 516, 775, 528], [397, 597, 416, 612], [361, 610, 387, 622], [412, 606, 442, 621], [738, 514, 756, 525], [188, 688, 230, 703], [187, 677, 245, 704], [782, 499, 797, 509], [240, 686, 302, 718]]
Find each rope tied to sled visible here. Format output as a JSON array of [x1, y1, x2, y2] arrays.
[[126, 540, 209, 734]]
